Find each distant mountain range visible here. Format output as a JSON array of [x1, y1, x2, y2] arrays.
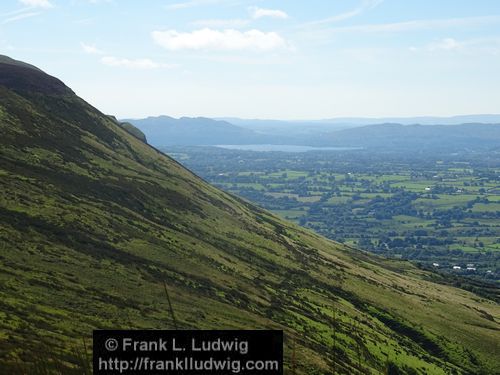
[[214, 118, 358, 135], [311, 123, 500, 152], [128, 115, 500, 153], [220, 114, 500, 127], [124, 115, 274, 146]]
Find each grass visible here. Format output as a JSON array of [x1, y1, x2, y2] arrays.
[[185, 152, 498, 280], [0, 62, 499, 374]]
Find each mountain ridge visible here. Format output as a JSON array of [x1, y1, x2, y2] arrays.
[[124, 115, 271, 147], [0, 56, 499, 374], [129, 113, 500, 150], [312, 122, 500, 151], [0, 55, 72, 96], [218, 114, 500, 126]]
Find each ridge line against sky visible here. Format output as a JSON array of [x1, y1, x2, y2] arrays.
[[0, 0, 499, 119]]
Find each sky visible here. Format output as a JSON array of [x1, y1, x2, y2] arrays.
[[1, 0, 500, 119]]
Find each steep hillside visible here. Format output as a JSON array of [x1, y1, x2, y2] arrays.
[[118, 121, 147, 142], [0, 56, 499, 374], [106, 116, 147, 143]]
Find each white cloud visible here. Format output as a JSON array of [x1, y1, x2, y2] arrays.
[[190, 7, 289, 29], [74, 17, 94, 25], [81, 42, 104, 55], [411, 36, 500, 55], [2, 12, 39, 24], [18, 0, 53, 8], [250, 7, 288, 20], [190, 18, 250, 28], [303, 0, 383, 27], [101, 56, 178, 69], [1, 7, 31, 17], [165, 0, 222, 11], [152, 28, 288, 52], [428, 38, 462, 51], [3, 0, 52, 23], [326, 15, 500, 33]]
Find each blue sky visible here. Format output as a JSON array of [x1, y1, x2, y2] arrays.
[[1, 0, 500, 119]]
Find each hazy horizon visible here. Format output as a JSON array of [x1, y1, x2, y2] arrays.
[[124, 113, 500, 122]]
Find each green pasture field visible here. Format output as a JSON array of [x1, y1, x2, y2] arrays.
[[166, 147, 499, 283]]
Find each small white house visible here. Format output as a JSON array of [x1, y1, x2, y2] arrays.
[[466, 267, 476, 272], [453, 266, 461, 270], [432, 263, 439, 267]]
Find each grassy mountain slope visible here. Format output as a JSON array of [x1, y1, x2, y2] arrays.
[[106, 116, 147, 143], [0, 56, 499, 374], [118, 121, 147, 142]]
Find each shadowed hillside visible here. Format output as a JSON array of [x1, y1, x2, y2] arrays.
[[0, 55, 499, 374]]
